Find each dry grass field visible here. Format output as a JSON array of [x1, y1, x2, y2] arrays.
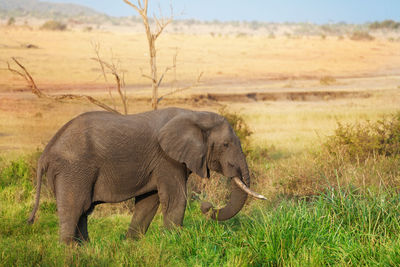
[[1, 22, 400, 266], [1, 25, 399, 156], [1, 26, 400, 88]]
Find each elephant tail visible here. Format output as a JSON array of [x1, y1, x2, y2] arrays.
[[27, 157, 46, 224]]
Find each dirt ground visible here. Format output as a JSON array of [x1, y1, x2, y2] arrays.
[[0, 26, 399, 156]]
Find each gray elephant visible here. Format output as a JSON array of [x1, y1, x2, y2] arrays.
[[28, 107, 265, 244]]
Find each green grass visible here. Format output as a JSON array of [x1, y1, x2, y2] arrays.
[[1, 157, 400, 266]]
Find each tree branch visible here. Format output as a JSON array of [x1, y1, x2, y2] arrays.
[[157, 66, 173, 89], [91, 56, 128, 115], [123, 0, 142, 15], [9, 57, 44, 97], [92, 42, 117, 110], [153, 15, 173, 40], [157, 72, 203, 103], [157, 48, 178, 90], [140, 67, 156, 83], [7, 57, 121, 114]]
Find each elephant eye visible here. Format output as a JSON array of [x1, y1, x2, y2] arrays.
[[223, 142, 229, 148]]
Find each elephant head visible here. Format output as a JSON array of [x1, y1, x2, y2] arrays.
[[158, 110, 265, 221]]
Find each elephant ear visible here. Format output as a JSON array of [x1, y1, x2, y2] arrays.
[[157, 111, 223, 178]]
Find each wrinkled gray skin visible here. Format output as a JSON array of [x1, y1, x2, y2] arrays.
[[28, 107, 250, 244]]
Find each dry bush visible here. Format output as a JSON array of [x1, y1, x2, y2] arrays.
[[324, 112, 400, 162], [236, 32, 248, 38], [369, 20, 400, 30], [251, 113, 400, 199], [350, 31, 375, 41], [319, 76, 336, 85], [40, 20, 67, 31], [268, 152, 400, 199], [7, 17, 15, 26], [218, 107, 253, 153]]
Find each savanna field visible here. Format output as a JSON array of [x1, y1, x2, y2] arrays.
[[1, 18, 400, 266]]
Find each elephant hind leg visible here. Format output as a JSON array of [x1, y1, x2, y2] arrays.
[[127, 191, 160, 239], [55, 176, 93, 244]]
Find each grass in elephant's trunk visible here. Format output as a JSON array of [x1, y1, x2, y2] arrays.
[[200, 178, 248, 221], [197, 157, 253, 221]]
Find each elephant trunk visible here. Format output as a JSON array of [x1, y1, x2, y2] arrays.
[[200, 158, 250, 221]]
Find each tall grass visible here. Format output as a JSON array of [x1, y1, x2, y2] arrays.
[[1, 152, 400, 266]]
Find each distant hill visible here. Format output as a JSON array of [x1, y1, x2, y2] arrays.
[[0, 0, 106, 18]]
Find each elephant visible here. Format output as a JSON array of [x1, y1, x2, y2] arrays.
[[28, 107, 266, 244]]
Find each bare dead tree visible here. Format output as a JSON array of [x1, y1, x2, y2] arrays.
[[123, 0, 173, 110], [7, 57, 121, 114], [123, 0, 172, 110], [123, 0, 203, 110]]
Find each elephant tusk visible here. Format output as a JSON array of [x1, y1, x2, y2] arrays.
[[233, 177, 267, 200]]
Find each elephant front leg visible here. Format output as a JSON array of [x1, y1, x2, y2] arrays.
[[127, 192, 160, 239], [158, 175, 187, 229]]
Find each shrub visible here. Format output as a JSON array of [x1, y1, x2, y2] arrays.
[[40, 20, 67, 31], [84, 26, 93, 32], [7, 17, 15, 26], [218, 107, 253, 153], [350, 31, 374, 41], [324, 112, 400, 162], [320, 76, 336, 85], [236, 32, 247, 38], [369, 20, 400, 30]]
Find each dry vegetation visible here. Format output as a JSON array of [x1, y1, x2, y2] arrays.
[[0, 22, 399, 177], [1, 26, 400, 92], [1, 19, 400, 265]]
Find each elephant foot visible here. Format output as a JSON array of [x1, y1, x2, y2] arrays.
[[126, 229, 143, 240]]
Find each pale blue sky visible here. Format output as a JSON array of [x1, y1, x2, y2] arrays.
[[45, 0, 399, 24]]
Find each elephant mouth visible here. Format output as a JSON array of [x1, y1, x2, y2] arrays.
[[231, 177, 267, 200]]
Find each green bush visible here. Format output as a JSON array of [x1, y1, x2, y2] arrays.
[[324, 112, 400, 162], [40, 20, 67, 31]]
